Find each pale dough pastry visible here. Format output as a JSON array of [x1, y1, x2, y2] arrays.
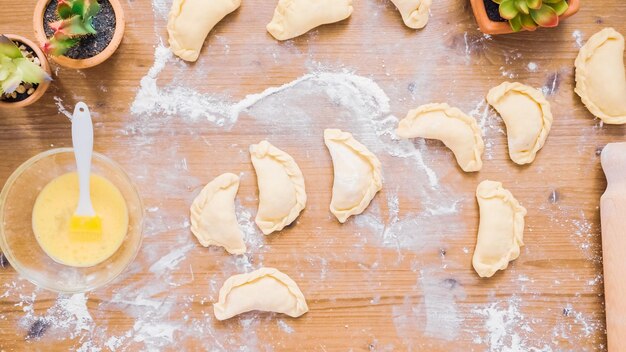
[[213, 267, 309, 320], [190, 173, 246, 255], [250, 141, 307, 235], [575, 28, 626, 124], [472, 180, 526, 278], [391, 0, 431, 29], [167, 0, 241, 62], [486, 82, 553, 165], [266, 0, 353, 41], [324, 129, 382, 223], [396, 103, 484, 172]]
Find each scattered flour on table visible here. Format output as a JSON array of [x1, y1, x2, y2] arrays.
[[235, 202, 264, 252], [149, 243, 195, 275], [469, 99, 504, 161], [392, 272, 466, 343], [472, 297, 546, 352], [53, 96, 73, 120], [130, 44, 439, 188], [277, 319, 295, 334], [19, 293, 94, 340], [421, 273, 466, 341], [572, 30, 584, 48]]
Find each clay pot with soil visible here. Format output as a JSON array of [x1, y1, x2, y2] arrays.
[[0, 34, 52, 109], [470, 0, 580, 35], [33, 0, 126, 69]]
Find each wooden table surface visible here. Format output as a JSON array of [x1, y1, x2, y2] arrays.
[[1, 0, 624, 350]]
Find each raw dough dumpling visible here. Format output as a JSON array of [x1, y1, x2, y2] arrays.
[[486, 82, 553, 165], [213, 267, 308, 320], [167, 0, 241, 61], [472, 180, 527, 278], [575, 28, 626, 124], [266, 0, 353, 41], [250, 141, 307, 235], [324, 129, 382, 223], [396, 103, 484, 172], [391, 0, 431, 29], [190, 173, 246, 255]]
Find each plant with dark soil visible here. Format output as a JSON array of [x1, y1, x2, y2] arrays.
[[492, 0, 569, 32], [44, 0, 101, 56], [0, 35, 50, 100]]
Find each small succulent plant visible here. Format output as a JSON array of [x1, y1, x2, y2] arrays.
[[44, 0, 101, 56], [0, 35, 51, 96], [492, 0, 569, 32]]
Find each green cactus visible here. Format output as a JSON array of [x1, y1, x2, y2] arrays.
[[492, 0, 569, 32], [44, 0, 101, 56], [0, 35, 51, 96]]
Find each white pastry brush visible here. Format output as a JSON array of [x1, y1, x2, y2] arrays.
[[68, 102, 102, 242]]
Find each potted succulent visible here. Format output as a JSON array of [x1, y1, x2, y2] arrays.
[[469, 0, 580, 35], [33, 0, 125, 69], [0, 34, 52, 108]]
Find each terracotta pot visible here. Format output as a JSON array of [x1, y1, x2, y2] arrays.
[[0, 34, 52, 109], [33, 0, 125, 69], [469, 0, 580, 35]]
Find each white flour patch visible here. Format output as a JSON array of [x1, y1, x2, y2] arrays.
[[20, 293, 94, 340], [130, 44, 233, 126], [76, 340, 101, 352], [527, 62, 539, 72], [277, 319, 295, 334], [472, 297, 555, 352], [105, 335, 125, 351], [354, 184, 463, 253], [53, 96, 73, 120], [151, 0, 168, 18], [545, 204, 601, 263], [421, 274, 466, 341], [392, 272, 466, 343], [572, 30, 584, 48], [132, 321, 178, 344], [470, 99, 504, 160], [149, 243, 195, 275], [235, 202, 264, 252], [473, 298, 529, 351]]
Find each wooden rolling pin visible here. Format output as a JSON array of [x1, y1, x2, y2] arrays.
[[601, 142, 626, 352]]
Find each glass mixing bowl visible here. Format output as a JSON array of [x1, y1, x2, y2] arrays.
[[0, 148, 143, 293]]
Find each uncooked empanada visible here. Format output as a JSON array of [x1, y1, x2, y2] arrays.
[[575, 28, 626, 124], [167, 0, 241, 61], [472, 180, 526, 278], [396, 103, 484, 172], [266, 0, 353, 41], [250, 141, 306, 235], [324, 129, 382, 223], [486, 82, 553, 165], [213, 267, 308, 320], [190, 173, 246, 254], [391, 0, 431, 29]]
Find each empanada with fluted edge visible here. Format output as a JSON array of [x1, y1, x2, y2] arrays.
[[487, 82, 553, 165], [167, 0, 241, 61], [250, 141, 306, 235], [324, 129, 382, 223], [190, 173, 246, 255], [396, 103, 484, 172], [213, 267, 308, 320], [575, 28, 626, 125], [266, 0, 353, 41], [472, 180, 526, 278]]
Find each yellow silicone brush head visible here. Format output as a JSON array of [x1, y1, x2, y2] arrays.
[[69, 215, 103, 242]]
